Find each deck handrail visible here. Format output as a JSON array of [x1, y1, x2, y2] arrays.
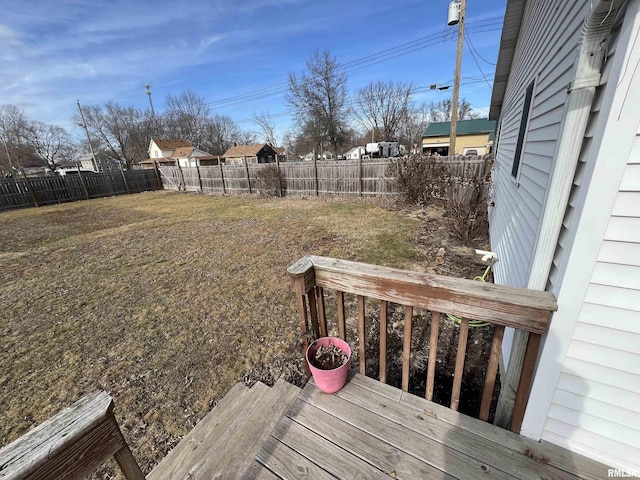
[[288, 255, 558, 433], [0, 392, 144, 480]]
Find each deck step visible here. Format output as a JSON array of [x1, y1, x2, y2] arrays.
[[148, 379, 301, 480]]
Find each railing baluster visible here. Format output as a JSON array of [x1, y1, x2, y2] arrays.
[[479, 324, 505, 421], [401, 306, 413, 391], [336, 291, 346, 340], [292, 277, 310, 376], [308, 287, 320, 340], [510, 332, 541, 433], [379, 300, 388, 384], [357, 295, 366, 375], [425, 311, 440, 401], [450, 317, 470, 411], [316, 286, 327, 338]]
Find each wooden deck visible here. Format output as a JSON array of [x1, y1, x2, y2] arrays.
[[0, 372, 612, 479], [250, 373, 609, 480]]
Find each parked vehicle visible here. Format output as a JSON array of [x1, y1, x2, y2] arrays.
[[365, 142, 403, 158]]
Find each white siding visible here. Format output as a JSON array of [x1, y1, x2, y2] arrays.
[[500, 0, 640, 470], [490, 0, 588, 291], [542, 128, 640, 470]]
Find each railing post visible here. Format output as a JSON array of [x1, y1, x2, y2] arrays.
[[379, 300, 388, 384], [401, 306, 413, 391], [288, 256, 317, 378], [357, 296, 366, 375], [510, 332, 542, 433]]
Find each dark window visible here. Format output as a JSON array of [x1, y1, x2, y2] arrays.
[[512, 80, 535, 178]]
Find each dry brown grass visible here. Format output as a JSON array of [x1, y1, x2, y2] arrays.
[[0, 191, 424, 476]]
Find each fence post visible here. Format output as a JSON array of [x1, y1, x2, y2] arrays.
[[20, 168, 40, 207], [358, 156, 363, 197], [176, 162, 185, 191], [195, 165, 203, 193], [76, 166, 90, 200], [313, 154, 318, 196], [119, 163, 131, 194], [244, 156, 252, 194], [276, 155, 283, 197], [154, 161, 163, 190], [218, 157, 226, 194]]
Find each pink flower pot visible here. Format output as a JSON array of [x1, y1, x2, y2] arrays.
[[306, 337, 351, 394]]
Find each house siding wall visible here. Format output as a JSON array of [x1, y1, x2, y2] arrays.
[[490, 0, 587, 292], [512, 0, 640, 469], [542, 137, 640, 469]]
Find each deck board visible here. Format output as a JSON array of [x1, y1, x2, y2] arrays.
[[254, 373, 612, 480]]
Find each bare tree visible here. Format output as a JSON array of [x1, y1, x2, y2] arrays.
[[165, 89, 211, 148], [350, 81, 414, 142], [253, 111, 278, 146], [200, 114, 246, 155], [25, 121, 75, 171], [0, 105, 39, 171], [398, 103, 430, 154], [286, 50, 348, 156], [427, 97, 479, 123], [76, 102, 150, 168]]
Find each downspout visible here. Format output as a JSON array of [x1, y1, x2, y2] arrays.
[[495, 0, 627, 430]]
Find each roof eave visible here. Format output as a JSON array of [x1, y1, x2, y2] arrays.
[[489, 0, 527, 121]]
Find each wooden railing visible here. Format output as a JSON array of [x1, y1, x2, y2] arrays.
[[0, 392, 144, 480], [288, 255, 557, 433]]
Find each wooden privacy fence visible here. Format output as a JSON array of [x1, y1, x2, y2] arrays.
[[0, 170, 162, 212], [288, 255, 557, 433], [158, 155, 490, 197]]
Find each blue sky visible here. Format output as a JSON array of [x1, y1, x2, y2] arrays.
[[1, 0, 506, 141]]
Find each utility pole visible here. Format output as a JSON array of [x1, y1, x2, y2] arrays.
[[1, 136, 14, 170], [145, 84, 156, 117], [449, 0, 466, 157], [76, 100, 99, 172]]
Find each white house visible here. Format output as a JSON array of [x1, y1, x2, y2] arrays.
[[345, 146, 366, 160], [140, 139, 218, 169], [489, 0, 640, 471]]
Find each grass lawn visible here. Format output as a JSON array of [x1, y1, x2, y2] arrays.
[[0, 191, 427, 475]]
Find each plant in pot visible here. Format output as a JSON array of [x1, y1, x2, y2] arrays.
[[306, 336, 351, 394]]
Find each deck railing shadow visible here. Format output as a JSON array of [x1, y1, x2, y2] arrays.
[[288, 255, 557, 432]]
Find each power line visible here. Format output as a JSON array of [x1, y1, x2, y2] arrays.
[[234, 76, 495, 124], [465, 33, 497, 66], [464, 35, 493, 89], [203, 19, 503, 110]]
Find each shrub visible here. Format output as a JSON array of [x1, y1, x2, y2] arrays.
[[254, 163, 283, 197], [386, 155, 451, 206], [445, 176, 489, 243], [387, 154, 491, 243]]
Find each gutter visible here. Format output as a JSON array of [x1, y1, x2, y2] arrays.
[[527, 0, 626, 291], [495, 0, 627, 430]]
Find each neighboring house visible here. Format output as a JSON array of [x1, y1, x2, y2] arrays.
[[139, 139, 218, 169], [345, 146, 366, 160], [171, 147, 219, 167], [76, 153, 122, 173], [422, 119, 496, 155], [488, 0, 639, 471], [222, 144, 278, 165], [302, 151, 334, 161], [274, 147, 287, 162]]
